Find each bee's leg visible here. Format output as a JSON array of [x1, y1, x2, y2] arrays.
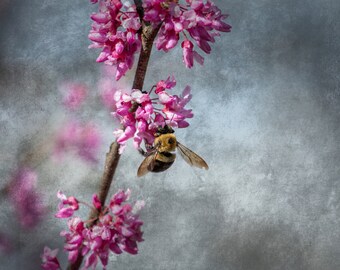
[[138, 147, 148, 157]]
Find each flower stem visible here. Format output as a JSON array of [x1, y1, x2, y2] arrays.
[[67, 2, 161, 269]]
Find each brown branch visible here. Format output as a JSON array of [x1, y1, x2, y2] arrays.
[[133, 22, 161, 90], [67, 142, 121, 270], [134, 0, 144, 22], [67, 3, 162, 270], [97, 143, 120, 207]]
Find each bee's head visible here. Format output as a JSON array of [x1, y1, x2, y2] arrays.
[[155, 125, 174, 137], [155, 133, 177, 152]]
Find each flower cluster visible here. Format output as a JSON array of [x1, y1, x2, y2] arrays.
[[53, 120, 101, 163], [41, 247, 61, 270], [112, 76, 193, 153], [89, 0, 141, 80], [145, 0, 231, 67], [89, 0, 231, 79], [55, 191, 79, 218], [43, 190, 144, 270], [8, 167, 46, 229]]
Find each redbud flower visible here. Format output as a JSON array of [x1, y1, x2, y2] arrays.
[[181, 39, 204, 68], [89, 1, 141, 80], [55, 191, 79, 218], [155, 75, 176, 93], [41, 247, 61, 270], [92, 193, 102, 210], [7, 167, 46, 229], [144, 0, 231, 67], [112, 76, 193, 153], [53, 120, 101, 163], [89, 0, 231, 78], [53, 190, 144, 270]]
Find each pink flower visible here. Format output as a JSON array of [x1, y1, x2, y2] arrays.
[[89, 0, 231, 76], [55, 191, 79, 219], [41, 247, 61, 270], [61, 217, 85, 263], [54, 120, 101, 163], [55, 190, 144, 269], [89, 1, 141, 80], [181, 39, 204, 68], [111, 76, 193, 152], [155, 75, 176, 93], [92, 194, 102, 210], [60, 82, 88, 111], [143, 0, 231, 68], [159, 85, 193, 128], [7, 167, 46, 229]]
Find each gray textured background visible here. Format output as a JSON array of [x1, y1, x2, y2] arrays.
[[1, 0, 340, 269]]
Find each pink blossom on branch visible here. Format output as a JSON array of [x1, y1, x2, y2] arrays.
[[111, 76, 193, 153], [41, 247, 61, 270], [55, 191, 79, 218], [89, 1, 141, 80], [89, 0, 231, 78], [7, 167, 46, 229], [144, 0, 231, 68], [46, 189, 144, 270]]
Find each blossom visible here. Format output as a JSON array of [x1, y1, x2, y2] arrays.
[[41, 247, 61, 270], [111, 76, 193, 153], [89, 0, 231, 78], [60, 82, 88, 111], [159, 85, 193, 128], [54, 190, 144, 270], [60, 217, 85, 264], [89, 1, 141, 80], [55, 191, 79, 218], [7, 167, 46, 229], [143, 0, 231, 67], [53, 120, 101, 163], [181, 39, 204, 68], [155, 75, 176, 93]]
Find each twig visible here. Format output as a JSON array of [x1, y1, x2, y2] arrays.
[[67, 2, 162, 269]]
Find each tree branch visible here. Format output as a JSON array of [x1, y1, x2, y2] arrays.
[[134, 0, 144, 22], [67, 3, 161, 270], [133, 22, 161, 90]]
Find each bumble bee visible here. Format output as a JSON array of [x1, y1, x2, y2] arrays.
[[137, 125, 209, 177]]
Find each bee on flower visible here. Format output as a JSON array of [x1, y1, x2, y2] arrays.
[[109, 75, 208, 175]]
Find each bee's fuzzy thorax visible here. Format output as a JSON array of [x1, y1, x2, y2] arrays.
[[155, 133, 177, 152]]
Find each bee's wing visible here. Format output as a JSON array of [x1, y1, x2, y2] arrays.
[[137, 151, 157, 177], [176, 142, 209, 170]]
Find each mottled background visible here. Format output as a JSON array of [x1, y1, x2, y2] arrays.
[[1, 0, 340, 269]]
